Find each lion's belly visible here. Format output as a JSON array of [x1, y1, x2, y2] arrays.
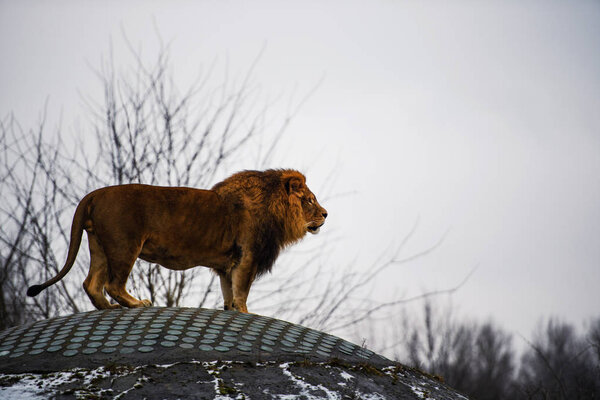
[[138, 240, 238, 271]]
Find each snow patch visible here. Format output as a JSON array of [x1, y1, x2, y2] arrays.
[[0, 378, 46, 400], [0, 367, 116, 399], [339, 371, 354, 381], [358, 394, 386, 400], [411, 384, 428, 399], [201, 360, 246, 400], [277, 362, 341, 400], [410, 380, 436, 399]]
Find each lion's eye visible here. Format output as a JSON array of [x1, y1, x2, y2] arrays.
[[303, 196, 316, 206]]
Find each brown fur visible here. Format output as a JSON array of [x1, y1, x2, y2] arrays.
[[26, 169, 327, 313]]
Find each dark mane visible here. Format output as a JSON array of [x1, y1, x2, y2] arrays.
[[252, 217, 284, 277]]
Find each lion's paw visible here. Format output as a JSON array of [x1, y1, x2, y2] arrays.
[[141, 299, 153, 307]]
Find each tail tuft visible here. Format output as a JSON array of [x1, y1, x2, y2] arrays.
[[27, 285, 43, 297]]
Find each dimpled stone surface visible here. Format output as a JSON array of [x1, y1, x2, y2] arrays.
[[0, 307, 390, 374]]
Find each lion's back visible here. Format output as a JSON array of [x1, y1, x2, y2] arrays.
[[86, 184, 228, 236]]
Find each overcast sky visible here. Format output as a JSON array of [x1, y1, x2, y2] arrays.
[[1, 0, 599, 344]]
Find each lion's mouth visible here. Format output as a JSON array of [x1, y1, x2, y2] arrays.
[[307, 222, 324, 234]]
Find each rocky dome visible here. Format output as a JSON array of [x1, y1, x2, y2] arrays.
[[0, 307, 468, 399]]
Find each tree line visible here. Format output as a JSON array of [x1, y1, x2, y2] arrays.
[[373, 300, 599, 400]]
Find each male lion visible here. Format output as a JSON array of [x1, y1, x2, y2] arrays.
[[27, 169, 327, 313]]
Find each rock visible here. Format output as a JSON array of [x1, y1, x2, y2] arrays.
[[0, 307, 468, 399]]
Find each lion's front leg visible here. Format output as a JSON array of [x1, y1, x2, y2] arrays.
[[217, 271, 234, 310], [231, 257, 257, 314]]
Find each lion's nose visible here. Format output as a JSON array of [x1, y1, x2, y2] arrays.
[[322, 211, 328, 219]]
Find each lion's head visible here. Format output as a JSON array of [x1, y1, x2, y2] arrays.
[[212, 168, 327, 247], [283, 171, 328, 236]]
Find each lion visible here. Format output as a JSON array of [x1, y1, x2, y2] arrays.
[[26, 169, 327, 313]]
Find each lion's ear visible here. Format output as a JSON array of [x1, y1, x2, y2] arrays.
[[285, 177, 303, 196]]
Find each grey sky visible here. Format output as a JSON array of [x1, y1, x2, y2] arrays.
[[1, 0, 599, 345]]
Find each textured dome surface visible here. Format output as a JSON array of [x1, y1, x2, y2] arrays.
[[0, 308, 469, 399]]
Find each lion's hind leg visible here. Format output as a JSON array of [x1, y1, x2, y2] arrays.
[[104, 246, 152, 308], [84, 233, 120, 309]]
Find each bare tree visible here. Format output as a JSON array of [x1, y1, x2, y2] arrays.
[[405, 300, 477, 385], [470, 322, 516, 400], [83, 43, 274, 308]]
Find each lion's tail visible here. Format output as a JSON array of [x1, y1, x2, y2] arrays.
[[27, 194, 91, 297]]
